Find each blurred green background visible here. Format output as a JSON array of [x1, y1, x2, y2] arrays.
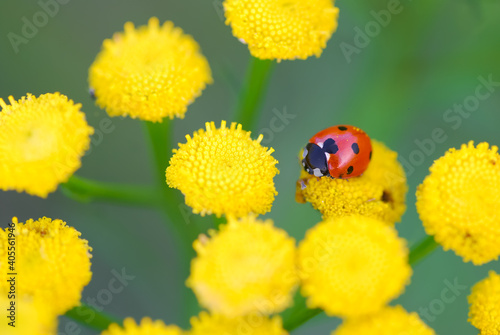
[[1, 0, 500, 334]]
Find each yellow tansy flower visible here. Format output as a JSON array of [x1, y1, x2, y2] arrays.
[[333, 305, 436, 335], [0, 93, 93, 197], [0, 295, 57, 335], [89, 17, 212, 122], [297, 215, 411, 317], [416, 141, 500, 265], [468, 271, 500, 334], [189, 312, 287, 335], [0, 217, 92, 315], [187, 216, 298, 316], [297, 140, 407, 224], [224, 0, 339, 61], [102, 317, 183, 335], [166, 121, 279, 218]]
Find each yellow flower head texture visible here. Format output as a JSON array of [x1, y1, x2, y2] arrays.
[[0, 93, 94, 197], [0, 217, 92, 315], [416, 141, 500, 265], [468, 271, 500, 334], [102, 317, 183, 335], [296, 140, 407, 224], [333, 305, 436, 335], [166, 121, 279, 218], [189, 312, 287, 335], [297, 215, 412, 318], [187, 216, 298, 317], [224, 0, 339, 61], [89, 17, 212, 122]]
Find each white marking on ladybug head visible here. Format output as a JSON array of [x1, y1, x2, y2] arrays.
[[313, 168, 323, 177], [317, 142, 324, 148], [325, 152, 330, 161], [302, 161, 306, 167], [302, 148, 308, 158]]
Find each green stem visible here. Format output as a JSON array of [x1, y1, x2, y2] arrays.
[[409, 235, 439, 265], [61, 175, 161, 207], [282, 235, 440, 332], [64, 303, 121, 331], [143, 120, 200, 327], [235, 57, 275, 131]]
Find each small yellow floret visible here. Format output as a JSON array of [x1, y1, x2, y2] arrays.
[[0, 93, 94, 197], [187, 216, 298, 316], [189, 312, 287, 335], [468, 271, 500, 334], [102, 317, 183, 335], [166, 121, 279, 218], [416, 141, 500, 265], [0, 295, 57, 335], [297, 215, 411, 317], [89, 17, 212, 122], [0, 217, 92, 315], [333, 305, 436, 335], [297, 140, 407, 224], [224, 0, 339, 61]]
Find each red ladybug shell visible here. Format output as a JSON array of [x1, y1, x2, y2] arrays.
[[302, 125, 372, 179]]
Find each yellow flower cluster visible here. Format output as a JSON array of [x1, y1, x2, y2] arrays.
[[468, 271, 500, 334], [416, 141, 500, 265], [297, 215, 411, 318], [189, 312, 287, 335], [89, 17, 212, 122], [166, 121, 279, 218], [333, 305, 436, 335], [224, 0, 339, 61], [102, 317, 183, 335], [0, 93, 93, 197], [297, 140, 407, 224], [0, 217, 92, 315], [187, 216, 298, 316]]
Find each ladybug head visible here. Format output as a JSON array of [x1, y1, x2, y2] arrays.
[[302, 143, 330, 177]]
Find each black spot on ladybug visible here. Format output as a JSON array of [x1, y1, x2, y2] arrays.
[[338, 126, 348, 131], [369, 151, 372, 160], [323, 138, 339, 154], [351, 143, 359, 154], [347, 166, 354, 175]]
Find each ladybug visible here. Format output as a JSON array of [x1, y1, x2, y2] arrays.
[[302, 125, 372, 179]]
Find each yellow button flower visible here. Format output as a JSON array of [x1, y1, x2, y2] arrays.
[[0, 295, 57, 335], [296, 140, 407, 224], [187, 216, 298, 316], [89, 17, 212, 122], [0, 93, 93, 197], [166, 121, 279, 218], [468, 271, 500, 334], [416, 141, 500, 265], [297, 215, 411, 317], [102, 317, 183, 335], [189, 312, 287, 335], [0, 217, 92, 315], [224, 0, 339, 61], [333, 305, 436, 335]]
